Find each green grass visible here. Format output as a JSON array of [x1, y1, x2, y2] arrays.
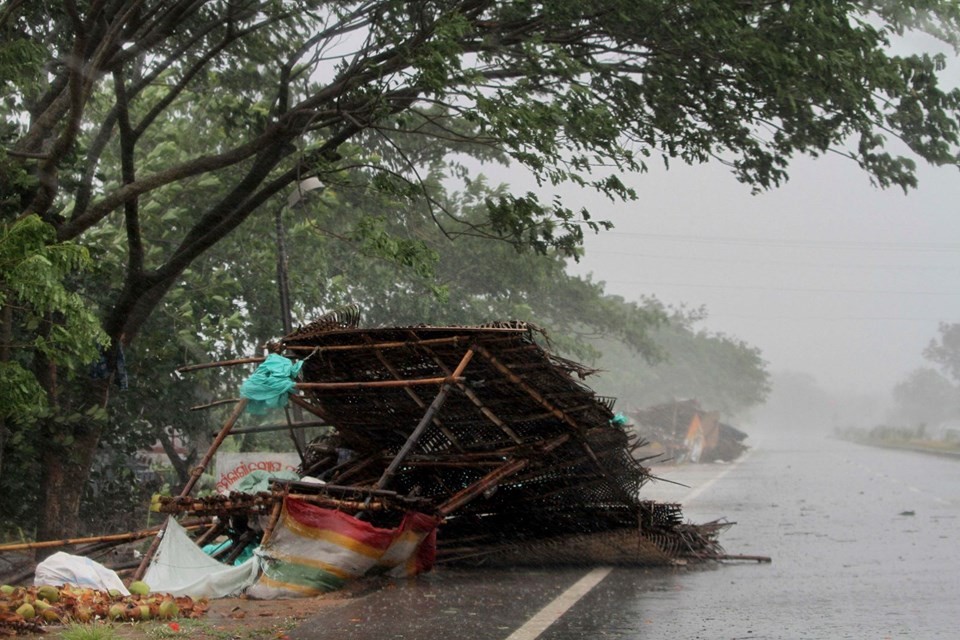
[[59, 624, 120, 640]]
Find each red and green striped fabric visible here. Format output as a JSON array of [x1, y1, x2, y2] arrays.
[[247, 497, 441, 598]]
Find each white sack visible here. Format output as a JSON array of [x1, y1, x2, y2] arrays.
[[35, 551, 130, 595]]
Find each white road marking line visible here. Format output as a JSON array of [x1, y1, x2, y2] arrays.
[[504, 567, 613, 640]]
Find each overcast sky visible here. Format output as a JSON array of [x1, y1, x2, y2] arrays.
[[463, 31, 960, 409], [563, 153, 960, 400], [547, 30, 960, 407]]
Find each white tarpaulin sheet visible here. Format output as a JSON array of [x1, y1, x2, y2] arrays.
[[143, 519, 260, 599]]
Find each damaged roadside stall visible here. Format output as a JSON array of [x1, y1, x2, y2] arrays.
[[630, 400, 750, 464], [0, 309, 748, 632], [143, 310, 733, 598]]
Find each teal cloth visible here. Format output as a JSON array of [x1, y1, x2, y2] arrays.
[[239, 354, 303, 414], [235, 469, 300, 494], [201, 539, 258, 566]]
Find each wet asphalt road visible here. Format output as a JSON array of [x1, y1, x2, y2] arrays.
[[289, 431, 960, 639]]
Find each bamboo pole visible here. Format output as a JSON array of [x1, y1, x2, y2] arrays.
[[223, 530, 257, 564], [177, 357, 265, 373], [286, 494, 387, 511], [288, 394, 331, 421], [132, 397, 249, 580], [258, 501, 284, 548], [194, 520, 227, 548], [0, 523, 206, 553], [220, 419, 327, 436], [190, 398, 242, 411], [175, 332, 523, 376], [270, 480, 404, 498], [183, 398, 249, 497], [278, 332, 526, 353], [367, 334, 465, 452], [295, 376, 461, 390], [716, 554, 772, 563], [279, 336, 463, 352], [374, 349, 475, 491]]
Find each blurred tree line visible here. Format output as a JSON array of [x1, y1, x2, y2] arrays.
[[886, 323, 960, 432]]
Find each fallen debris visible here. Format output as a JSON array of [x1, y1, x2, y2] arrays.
[[1, 312, 742, 607], [163, 315, 728, 582], [630, 399, 749, 464]]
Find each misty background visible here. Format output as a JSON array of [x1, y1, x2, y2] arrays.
[[473, 143, 960, 433], [577, 154, 959, 428]]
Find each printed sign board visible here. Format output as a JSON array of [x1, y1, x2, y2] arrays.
[[214, 451, 300, 494]]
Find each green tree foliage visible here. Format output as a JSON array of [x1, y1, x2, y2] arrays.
[[889, 367, 958, 429], [1, 1, 959, 540], [589, 307, 770, 418], [0, 215, 106, 534]]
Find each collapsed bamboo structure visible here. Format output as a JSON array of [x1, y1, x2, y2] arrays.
[[164, 314, 727, 566], [630, 399, 749, 464]]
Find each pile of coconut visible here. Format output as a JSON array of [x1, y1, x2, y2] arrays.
[[0, 582, 206, 634]]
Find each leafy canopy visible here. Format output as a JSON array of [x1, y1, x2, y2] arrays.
[[4, 1, 960, 350]]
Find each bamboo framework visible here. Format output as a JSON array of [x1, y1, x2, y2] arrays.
[[3, 317, 733, 587], [182, 319, 727, 565], [159, 319, 728, 565]]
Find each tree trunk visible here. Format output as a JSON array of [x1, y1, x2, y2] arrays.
[[158, 428, 192, 487], [34, 349, 111, 554], [35, 417, 103, 548]]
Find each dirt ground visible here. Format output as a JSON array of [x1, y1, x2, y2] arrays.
[[36, 579, 384, 640]]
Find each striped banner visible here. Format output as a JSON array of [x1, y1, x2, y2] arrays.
[[247, 498, 441, 598]]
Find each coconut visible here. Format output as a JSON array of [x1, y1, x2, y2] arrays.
[[33, 600, 52, 611], [73, 606, 93, 622], [37, 585, 60, 603], [158, 600, 179, 619], [16, 603, 35, 619], [109, 603, 126, 620], [128, 581, 150, 596], [41, 607, 61, 623]]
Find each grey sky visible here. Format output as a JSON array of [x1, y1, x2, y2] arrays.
[[565, 153, 960, 400]]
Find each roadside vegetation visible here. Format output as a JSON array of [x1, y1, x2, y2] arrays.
[[837, 323, 960, 456]]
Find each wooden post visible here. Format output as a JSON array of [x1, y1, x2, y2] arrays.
[[259, 498, 284, 548], [182, 397, 249, 497], [132, 397, 249, 580], [374, 349, 474, 490], [418, 341, 523, 445]]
